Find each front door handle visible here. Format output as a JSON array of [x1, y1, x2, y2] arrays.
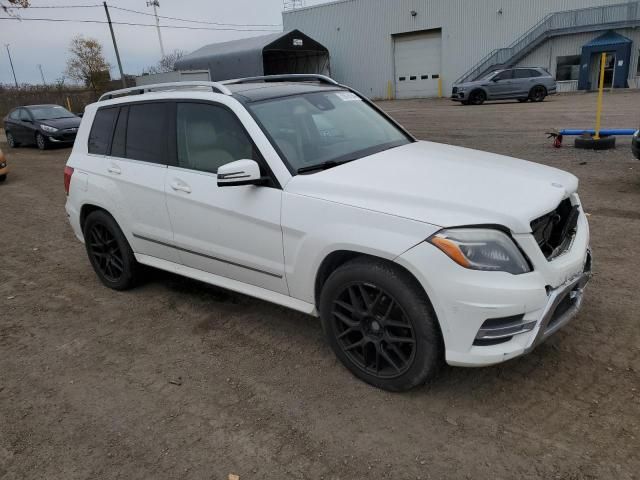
[[170, 181, 192, 194], [107, 166, 121, 175]]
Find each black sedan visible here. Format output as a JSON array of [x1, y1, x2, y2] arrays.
[[3, 104, 81, 150]]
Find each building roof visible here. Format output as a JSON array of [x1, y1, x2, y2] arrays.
[[174, 30, 329, 81], [584, 30, 632, 48]]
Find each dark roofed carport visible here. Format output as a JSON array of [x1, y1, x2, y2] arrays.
[[174, 30, 331, 81], [578, 31, 632, 90]]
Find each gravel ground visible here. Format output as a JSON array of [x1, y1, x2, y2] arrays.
[[1, 92, 639, 480]]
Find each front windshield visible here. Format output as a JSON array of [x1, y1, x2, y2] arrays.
[[247, 90, 412, 173], [28, 105, 75, 120]]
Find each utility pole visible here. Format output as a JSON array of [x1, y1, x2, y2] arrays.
[[38, 64, 46, 85], [103, 1, 127, 88], [147, 0, 165, 59], [4, 44, 18, 88]]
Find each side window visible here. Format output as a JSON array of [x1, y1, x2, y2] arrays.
[[176, 103, 258, 174], [125, 103, 168, 164], [493, 70, 512, 81], [9, 109, 21, 120], [513, 69, 530, 79], [110, 106, 128, 158], [527, 69, 542, 78], [88, 108, 117, 155], [20, 109, 31, 121]]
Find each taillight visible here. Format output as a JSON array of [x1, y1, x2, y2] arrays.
[[64, 166, 74, 195]]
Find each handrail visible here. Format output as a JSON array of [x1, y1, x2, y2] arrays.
[[455, 1, 640, 84], [221, 74, 340, 86], [98, 81, 232, 101]]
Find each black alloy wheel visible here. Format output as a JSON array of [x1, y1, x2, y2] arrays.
[[83, 210, 139, 290], [320, 258, 443, 391], [331, 282, 416, 378], [87, 223, 125, 283], [530, 85, 547, 102], [469, 90, 486, 105]]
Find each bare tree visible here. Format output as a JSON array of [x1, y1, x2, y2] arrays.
[[144, 49, 186, 75], [1, 0, 29, 15], [65, 36, 111, 92]]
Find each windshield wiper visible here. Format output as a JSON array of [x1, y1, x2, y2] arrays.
[[297, 159, 354, 174]]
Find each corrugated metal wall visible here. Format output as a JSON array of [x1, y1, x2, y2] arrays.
[[282, 0, 638, 97]]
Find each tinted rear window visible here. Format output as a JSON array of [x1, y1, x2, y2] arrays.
[[110, 106, 128, 158], [88, 108, 117, 155], [125, 103, 167, 163]]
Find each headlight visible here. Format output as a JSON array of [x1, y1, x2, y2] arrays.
[[427, 228, 531, 275], [40, 124, 58, 133], [457, 86, 465, 92]]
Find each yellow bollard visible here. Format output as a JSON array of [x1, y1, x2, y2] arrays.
[[66, 96, 72, 112], [387, 80, 393, 100], [438, 77, 443, 98], [594, 52, 606, 140]]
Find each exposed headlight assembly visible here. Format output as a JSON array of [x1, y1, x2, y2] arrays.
[[40, 124, 58, 133], [428, 228, 531, 275]]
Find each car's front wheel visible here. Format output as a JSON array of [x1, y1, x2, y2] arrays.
[[83, 210, 140, 290], [36, 132, 48, 150], [6, 131, 18, 148], [319, 257, 443, 392], [468, 89, 486, 105]]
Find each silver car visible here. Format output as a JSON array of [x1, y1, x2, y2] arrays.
[[452, 67, 557, 105]]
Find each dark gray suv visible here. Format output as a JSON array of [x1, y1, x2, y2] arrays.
[[452, 67, 556, 105]]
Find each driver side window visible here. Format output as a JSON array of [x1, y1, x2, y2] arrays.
[[493, 70, 513, 81], [176, 103, 259, 175], [20, 109, 31, 121]]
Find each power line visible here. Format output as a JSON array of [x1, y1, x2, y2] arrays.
[[110, 5, 282, 27], [6, 3, 283, 27], [0, 16, 282, 32]]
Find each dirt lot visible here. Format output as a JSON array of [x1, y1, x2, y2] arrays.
[[1, 92, 639, 480]]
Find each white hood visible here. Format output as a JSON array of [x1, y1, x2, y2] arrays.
[[284, 141, 578, 234]]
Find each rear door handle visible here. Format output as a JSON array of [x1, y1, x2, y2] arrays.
[[170, 180, 191, 194], [107, 166, 121, 175]]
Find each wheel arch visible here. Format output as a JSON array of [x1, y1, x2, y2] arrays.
[[80, 203, 112, 231], [313, 249, 434, 313]]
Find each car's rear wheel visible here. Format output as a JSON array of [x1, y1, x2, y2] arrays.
[[319, 257, 443, 392], [36, 133, 48, 150], [468, 90, 486, 105], [6, 131, 18, 148], [529, 85, 547, 102], [83, 210, 139, 290]]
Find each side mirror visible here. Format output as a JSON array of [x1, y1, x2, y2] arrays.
[[217, 159, 267, 187]]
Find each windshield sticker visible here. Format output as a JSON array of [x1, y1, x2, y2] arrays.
[[335, 92, 361, 102]]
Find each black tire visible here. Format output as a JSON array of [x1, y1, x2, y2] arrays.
[[5, 131, 18, 148], [83, 210, 139, 290], [529, 85, 547, 102], [36, 132, 48, 150], [319, 257, 443, 392], [575, 134, 616, 150], [460, 100, 470, 106], [517, 98, 529, 103], [0, 174, 6, 182], [468, 89, 486, 105]]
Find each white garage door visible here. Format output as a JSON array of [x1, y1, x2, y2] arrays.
[[394, 30, 442, 99]]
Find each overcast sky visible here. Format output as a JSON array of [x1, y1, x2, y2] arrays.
[[0, 0, 328, 85]]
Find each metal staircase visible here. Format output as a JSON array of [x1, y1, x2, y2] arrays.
[[455, 1, 640, 84]]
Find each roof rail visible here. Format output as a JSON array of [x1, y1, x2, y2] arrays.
[[98, 81, 232, 101], [221, 74, 340, 87]]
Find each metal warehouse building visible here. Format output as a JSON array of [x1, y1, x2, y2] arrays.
[[282, 0, 640, 98]]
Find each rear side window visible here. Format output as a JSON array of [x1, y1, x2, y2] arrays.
[[176, 102, 258, 174], [513, 69, 531, 79], [527, 69, 542, 78], [88, 108, 117, 155], [125, 103, 168, 163]]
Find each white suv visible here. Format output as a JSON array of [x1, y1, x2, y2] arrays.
[[65, 75, 591, 391]]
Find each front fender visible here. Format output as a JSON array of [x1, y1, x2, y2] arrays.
[[282, 192, 439, 303]]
